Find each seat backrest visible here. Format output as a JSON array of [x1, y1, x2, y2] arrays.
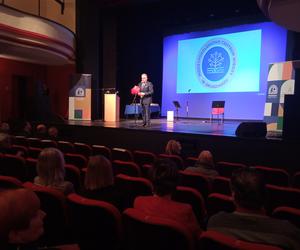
[[266, 184, 300, 214], [28, 147, 42, 159], [27, 137, 42, 148], [113, 160, 141, 177], [292, 171, 300, 189], [212, 176, 231, 195], [199, 230, 283, 250], [57, 141, 74, 154], [67, 193, 122, 250], [179, 170, 210, 200], [115, 174, 153, 210], [254, 166, 290, 187], [74, 142, 92, 157], [216, 161, 247, 178], [123, 208, 195, 250], [133, 150, 157, 167], [13, 135, 29, 146], [25, 158, 38, 182], [11, 144, 28, 157], [112, 147, 134, 162], [207, 193, 235, 218], [64, 153, 87, 169], [0, 154, 26, 181], [185, 156, 198, 168], [40, 139, 58, 148], [272, 206, 300, 229], [0, 175, 23, 189], [65, 164, 81, 192], [172, 186, 207, 227], [92, 145, 112, 160], [23, 182, 68, 245], [159, 153, 184, 169]]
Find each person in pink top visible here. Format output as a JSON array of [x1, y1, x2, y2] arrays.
[[134, 159, 201, 238]]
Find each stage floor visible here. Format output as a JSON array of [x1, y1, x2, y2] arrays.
[[67, 118, 244, 137]]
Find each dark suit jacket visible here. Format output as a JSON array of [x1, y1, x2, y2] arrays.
[[138, 81, 153, 105]]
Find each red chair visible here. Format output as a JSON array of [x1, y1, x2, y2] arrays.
[[292, 171, 300, 189], [74, 142, 92, 157], [27, 137, 42, 148], [207, 193, 235, 218], [25, 157, 38, 182], [57, 141, 74, 154], [13, 135, 29, 146], [172, 186, 207, 227], [92, 145, 112, 160], [212, 176, 232, 195], [11, 144, 28, 157], [185, 156, 198, 168], [266, 184, 300, 214], [67, 193, 122, 250], [113, 160, 141, 177], [115, 174, 153, 210], [272, 206, 300, 229], [199, 230, 283, 250], [159, 154, 184, 169], [28, 147, 42, 159], [112, 147, 134, 162], [141, 163, 154, 179], [254, 166, 290, 187], [23, 182, 68, 245], [216, 161, 247, 178], [0, 154, 26, 181], [0, 175, 23, 189], [64, 153, 87, 170], [133, 150, 157, 167], [123, 208, 195, 250], [179, 170, 211, 200], [40, 139, 58, 148], [65, 164, 81, 192]]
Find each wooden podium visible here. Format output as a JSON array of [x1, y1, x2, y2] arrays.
[[104, 93, 120, 122]]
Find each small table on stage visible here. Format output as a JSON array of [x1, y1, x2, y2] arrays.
[[124, 103, 160, 119]]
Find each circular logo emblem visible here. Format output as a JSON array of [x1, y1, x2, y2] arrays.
[[196, 38, 237, 88], [75, 87, 85, 97], [268, 84, 278, 96]]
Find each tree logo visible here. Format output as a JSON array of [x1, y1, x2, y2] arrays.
[[196, 38, 237, 88]]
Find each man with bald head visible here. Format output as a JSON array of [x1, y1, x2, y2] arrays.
[[138, 73, 154, 127]]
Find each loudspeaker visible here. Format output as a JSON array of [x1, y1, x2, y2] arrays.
[[235, 122, 267, 138]]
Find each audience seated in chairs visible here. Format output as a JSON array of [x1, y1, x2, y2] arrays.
[[34, 148, 74, 195], [185, 150, 219, 181], [165, 139, 182, 156], [207, 168, 300, 250], [35, 124, 47, 139], [80, 155, 122, 209], [134, 159, 201, 238], [48, 126, 59, 140], [0, 188, 46, 250]]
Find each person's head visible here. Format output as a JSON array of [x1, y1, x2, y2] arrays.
[[141, 73, 148, 83], [0, 188, 46, 246], [231, 168, 266, 211], [84, 155, 114, 190], [36, 124, 47, 137], [165, 139, 182, 155], [48, 126, 58, 139], [37, 148, 65, 186], [197, 150, 214, 168], [151, 159, 179, 197], [0, 133, 12, 149], [23, 121, 32, 135], [0, 122, 10, 134]]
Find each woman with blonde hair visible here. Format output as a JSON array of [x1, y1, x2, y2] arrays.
[[165, 139, 182, 156], [80, 155, 121, 208], [34, 148, 74, 195], [185, 150, 219, 180]]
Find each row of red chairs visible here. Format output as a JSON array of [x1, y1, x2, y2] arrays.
[[0, 176, 289, 250]]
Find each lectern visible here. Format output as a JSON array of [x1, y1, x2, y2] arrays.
[[104, 93, 120, 122]]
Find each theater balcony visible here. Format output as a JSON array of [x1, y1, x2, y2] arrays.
[[0, 4, 75, 65]]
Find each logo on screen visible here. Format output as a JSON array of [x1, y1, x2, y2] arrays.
[[196, 38, 237, 88], [75, 87, 85, 97], [268, 84, 278, 98]]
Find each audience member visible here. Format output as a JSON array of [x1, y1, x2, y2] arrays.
[[80, 155, 121, 209], [0, 122, 10, 134], [21, 121, 32, 137], [0, 188, 46, 249], [207, 168, 300, 250], [0, 133, 23, 157], [185, 150, 218, 180], [48, 126, 59, 140], [35, 124, 47, 139], [34, 148, 74, 195], [134, 159, 201, 238], [165, 139, 182, 156]]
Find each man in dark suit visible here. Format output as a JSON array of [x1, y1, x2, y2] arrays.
[[138, 73, 154, 127]]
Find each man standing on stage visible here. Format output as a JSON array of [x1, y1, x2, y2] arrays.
[[138, 73, 154, 127]]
